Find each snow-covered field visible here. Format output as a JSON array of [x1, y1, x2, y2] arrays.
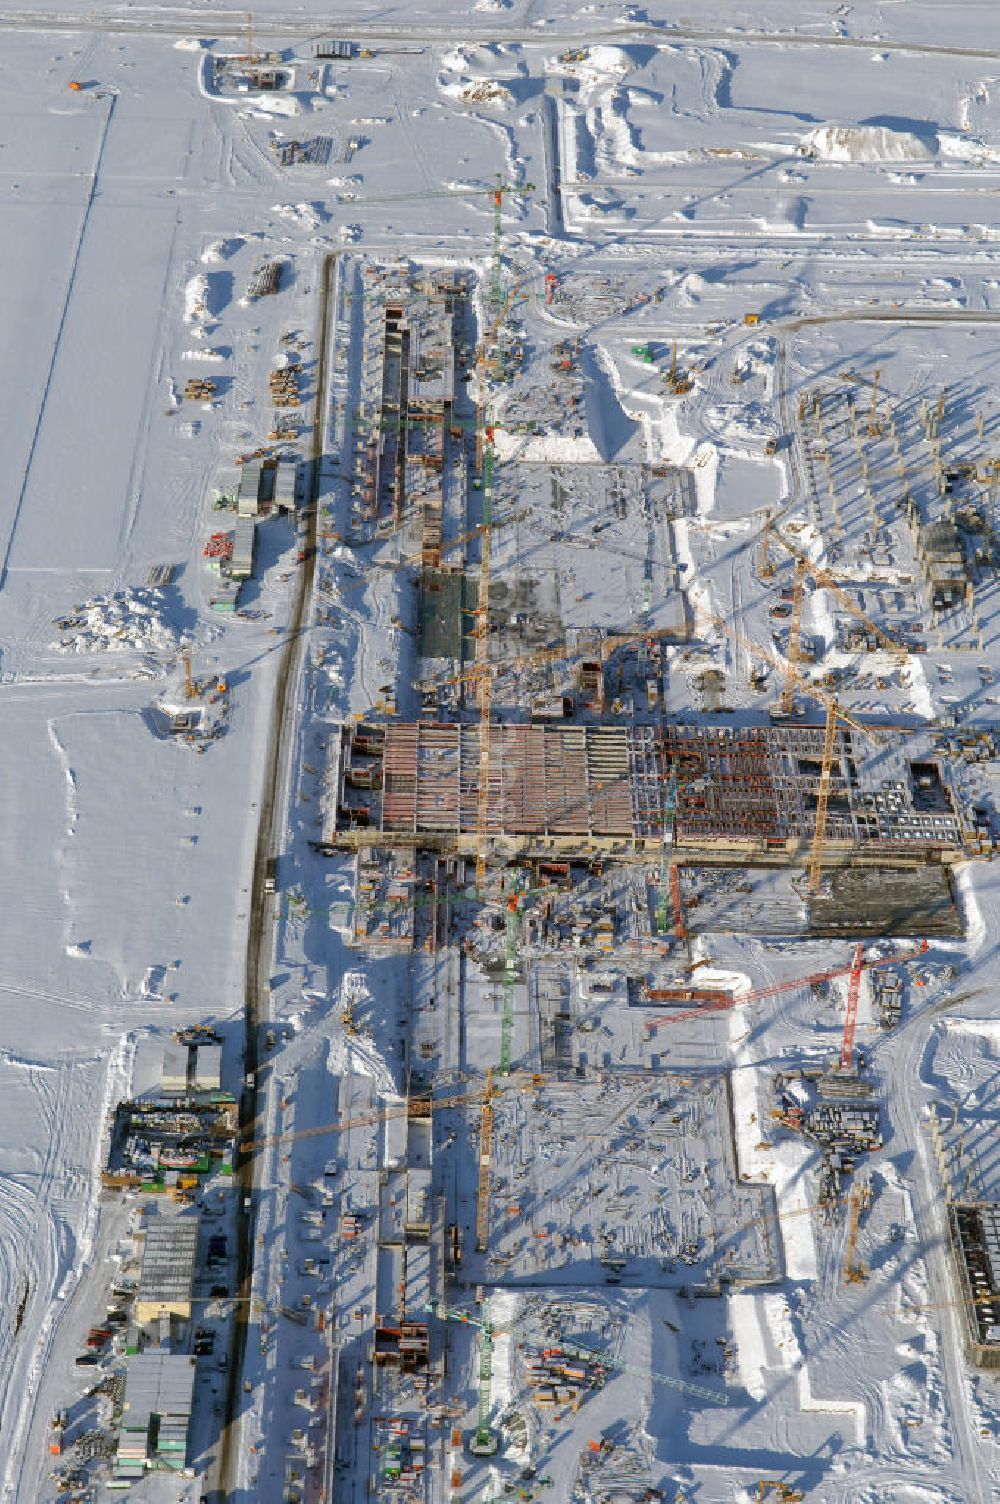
[[2, 1, 1000, 1501]]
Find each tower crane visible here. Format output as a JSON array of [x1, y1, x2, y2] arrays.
[[475, 1069, 495, 1254], [246, 1071, 542, 1153], [759, 508, 776, 579], [474, 431, 494, 893], [549, 1331, 726, 1405], [499, 871, 526, 1075], [335, 179, 533, 212], [642, 939, 928, 1035], [764, 524, 909, 660], [657, 767, 678, 936], [470, 182, 533, 891], [807, 694, 872, 895], [843, 1180, 871, 1284], [425, 1300, 499, 1455], [779, 557, 808, 717], [839, 942, 865, 1069]]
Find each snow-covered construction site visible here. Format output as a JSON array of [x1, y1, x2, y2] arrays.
[[5, 2, 1000, 1503]]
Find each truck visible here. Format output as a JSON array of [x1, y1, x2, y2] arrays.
[[264, 856, 278, 895]]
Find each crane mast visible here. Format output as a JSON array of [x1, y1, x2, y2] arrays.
[[839, 942, 865, 1069]]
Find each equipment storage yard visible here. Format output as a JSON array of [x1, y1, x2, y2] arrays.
[[6, 3, 1000, 1504]]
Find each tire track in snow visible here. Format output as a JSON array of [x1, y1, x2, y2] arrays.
[[2, 1033, 133, 1504]]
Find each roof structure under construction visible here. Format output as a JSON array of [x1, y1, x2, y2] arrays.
[[334, 718, 964, 858]]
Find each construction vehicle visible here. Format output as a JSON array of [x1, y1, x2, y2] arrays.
[[756, 1484, 804, 1502], [68, 80, 83, 92], [744, 312, 761, 326], [49, 1411, 66, 1456]]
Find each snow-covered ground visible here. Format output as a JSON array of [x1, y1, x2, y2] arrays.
[[3, 2, 1000, 1502]]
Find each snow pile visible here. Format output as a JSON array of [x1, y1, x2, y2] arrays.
[[246, 94, 299, 118], [489, 1289, 524, 1417], [573, 45, 632, 78], [201, 236, 243, 263], [272, 201, 328, 229], [436, 69, 514, 108], [678, 271, 707, 305], [184, 273, 210, 323], [729, 1009, 818, 1281], [492, 428, 602, 464], [801, 123, 938, 162], [50, 589, 180, 655], [728, 1292, 769, 1400], [436, 44, 517, 107], [703, 399, 776, 454]]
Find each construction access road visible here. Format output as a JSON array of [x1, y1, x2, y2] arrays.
[[206, 250, 336, 1503]]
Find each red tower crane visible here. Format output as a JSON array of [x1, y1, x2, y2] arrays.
[[642, 939, 927, 1035], [839, 942, 865, 1069]]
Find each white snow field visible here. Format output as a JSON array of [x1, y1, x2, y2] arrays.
[[0, 2, 1000, 1503]]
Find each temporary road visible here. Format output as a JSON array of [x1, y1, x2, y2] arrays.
[[207, 250, 335, 1502]]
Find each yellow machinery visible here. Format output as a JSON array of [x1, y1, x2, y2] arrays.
[[779, 559, 807, 716], [766, 525, 908, 660], [759, 510, 775, 578], [867, 367, 883, 436], [473, 413, 496, 894], [843, 1181, 872, 1284], [806, 696, 872, 895]]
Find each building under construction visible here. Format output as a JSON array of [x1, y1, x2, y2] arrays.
[[948, 1202, 1000, 1369], [331, 720, 964, 862]]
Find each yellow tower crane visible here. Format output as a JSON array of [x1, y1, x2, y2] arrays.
[[766, 525, 909, 660], [843, 1180, 871, 1284], [807, 696, 873, 896], [779, 558, 808, 716]]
